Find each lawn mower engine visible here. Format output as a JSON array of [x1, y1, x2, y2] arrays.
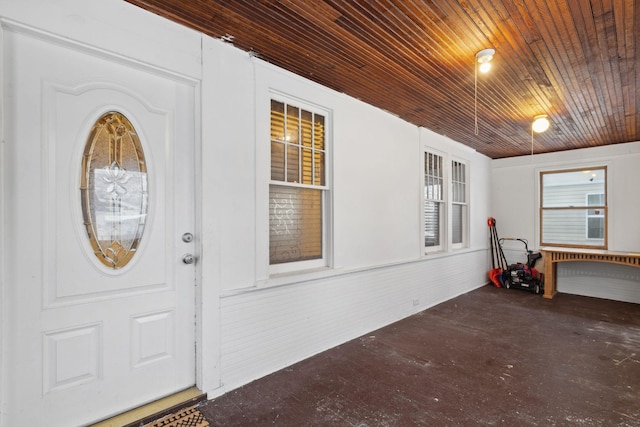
[[500, 239, 544, 294]]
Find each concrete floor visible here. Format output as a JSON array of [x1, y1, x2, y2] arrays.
[[199, 285, 640, 426]]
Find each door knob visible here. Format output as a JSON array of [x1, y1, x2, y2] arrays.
[[182, 254, 195, 264]]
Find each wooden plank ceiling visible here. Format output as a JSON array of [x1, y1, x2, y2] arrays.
[[126, 0, 639, 159]]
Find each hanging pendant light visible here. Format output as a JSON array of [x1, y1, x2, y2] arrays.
[[474, 48, 495, 136], [476, 48, 495, 73], [530, 115, 550, 156]]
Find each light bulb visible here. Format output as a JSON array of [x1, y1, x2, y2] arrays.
[[532, 115, 550, 133], [478, 62, 491, 73]]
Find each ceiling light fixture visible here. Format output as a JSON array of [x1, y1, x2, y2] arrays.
[[530, 115, 550, 156], [476, 48, 495, 73], [474, 48, 495, 136], [532, 115, 550, 133]]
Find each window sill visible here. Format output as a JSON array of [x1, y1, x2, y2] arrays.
[[221, 267, 337, 297], [423, 246, 473, 259]]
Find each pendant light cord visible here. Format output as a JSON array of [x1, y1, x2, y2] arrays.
[[531, 126, 534, 156], [474, 61, 479, 136]]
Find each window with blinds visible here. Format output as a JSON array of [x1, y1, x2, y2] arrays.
[[424, 151, 444, 250], [423, 151, 469, 253], [270, 99, 328, 266]]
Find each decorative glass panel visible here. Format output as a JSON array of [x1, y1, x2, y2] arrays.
[[81, 112, 148, 269]]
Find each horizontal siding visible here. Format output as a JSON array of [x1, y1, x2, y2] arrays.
[[543, 183, 605, 245], [558, 262, 640, 303], [216, 250, 488, 393], [543, 183, 603, 206]]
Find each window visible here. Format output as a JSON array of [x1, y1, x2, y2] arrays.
[[540, 167, 607, 249], [269, 98, 329, 271], [451, 160, 467, 247], [423, 151, 468, 253], [424, 152, 444, 251]]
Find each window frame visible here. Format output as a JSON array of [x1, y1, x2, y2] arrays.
[[423, 149, 446, 253], [268, 93, 332, 275], [450, 158, 469, 250], [422, 149, 470, 254], [539, 166, 608, 249]]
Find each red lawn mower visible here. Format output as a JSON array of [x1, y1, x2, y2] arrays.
[[488, 218, 544, 294]]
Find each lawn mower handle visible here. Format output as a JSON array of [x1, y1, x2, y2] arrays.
[[499, 237, 531, 253]]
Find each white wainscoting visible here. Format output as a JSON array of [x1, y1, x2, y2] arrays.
[[557, 262, 640, 304], [212, 249, 488, 395]]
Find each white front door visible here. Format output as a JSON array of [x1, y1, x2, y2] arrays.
[[2, 25, 197, 426]]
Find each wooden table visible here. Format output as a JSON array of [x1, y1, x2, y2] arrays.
[[541, 247, 640, 299]]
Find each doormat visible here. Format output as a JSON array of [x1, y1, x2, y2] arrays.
[[145, 406, 209, 427]]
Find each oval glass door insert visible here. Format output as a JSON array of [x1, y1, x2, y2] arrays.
[[81, 112, 148, 269]]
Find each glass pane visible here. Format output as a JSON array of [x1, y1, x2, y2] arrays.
[[424, 201, 441, 247], [301, 147, 313, 185], [286, 145, 300, 183], [541, 209, 605, 247], [81, 112, 148, 269], [314, 151, 325, 186], [587, 193, 604, 206], [452, 161, 466, 203], [424, 175, 430, 197], [270, 100, 285, 142], [425, 152, 444, 202], [271, 141, 285, 181], [269, 185, 323, 264], [452, 204, 463, 244], [301, 110, 313, 147], [286, 105, 299, 145], [314, 114, 325, 150], [587, 217, 604, 239], [542, 169, 605, 207]]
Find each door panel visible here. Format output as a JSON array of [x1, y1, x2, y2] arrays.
[[2, 28, 196, 426], [47, 84, 170, 304]]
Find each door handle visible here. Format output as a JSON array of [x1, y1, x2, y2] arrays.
[[182, 254, 195, 265]]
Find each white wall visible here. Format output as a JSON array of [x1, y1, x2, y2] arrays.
[[491, 142, 640, 303], [0, 0, 494, 416], [0, 0, 202, 80], [202, 36, 493, 395]]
